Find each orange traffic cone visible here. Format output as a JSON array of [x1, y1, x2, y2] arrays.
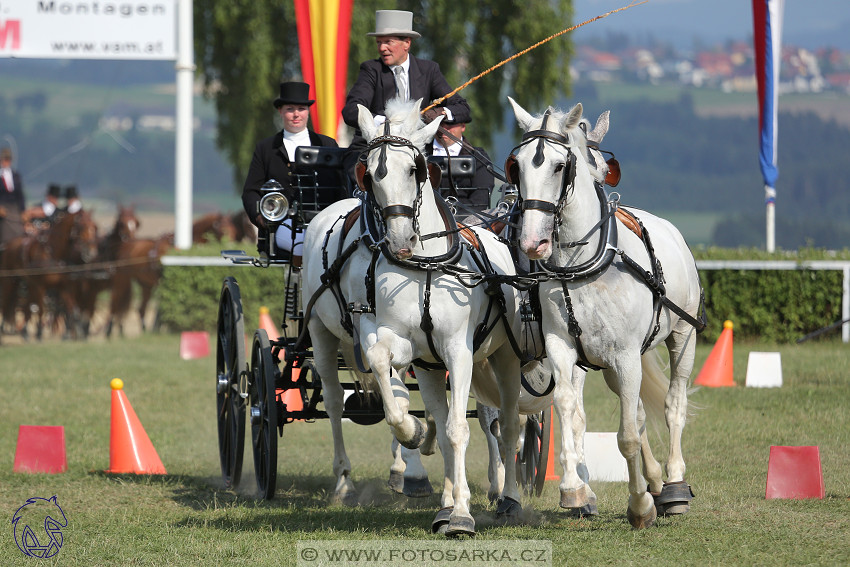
[[695, 320, 735, 387], [106, 378, 167, 474], [259, 306, 280, 340], [545, 405, 559, 481], [259, 307, 303, 414]]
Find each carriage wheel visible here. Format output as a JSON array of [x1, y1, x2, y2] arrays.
[[516, 405, 552, 497], [249, 329, 278, 500], [216, 277, 247, 490]]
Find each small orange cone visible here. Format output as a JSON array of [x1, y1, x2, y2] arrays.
[[106, 378, 166, 474], [259, 306, 280, 340], [545, 405, 559, 481], [694, 320, 736, 387], [259, 307, 303, 414]]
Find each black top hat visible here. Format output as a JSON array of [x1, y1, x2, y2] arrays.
[[65, 185, 79, 199], [273, 81, 315, 108], [48, 184, 62, 198]]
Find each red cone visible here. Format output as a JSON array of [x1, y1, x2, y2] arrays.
[[695, 320, 735, 387], [106, 379, 166, 474]]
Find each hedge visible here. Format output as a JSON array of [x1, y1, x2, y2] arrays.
[[156, 246, 849, 344]]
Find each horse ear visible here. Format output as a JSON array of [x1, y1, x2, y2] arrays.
[[587, 110, 610, 144], [357, 104, 378, 141], [405, 98, 424, 130], [563, 103, 583, 133], [412, 113, 443, 148], [508, 97, 535, 131]]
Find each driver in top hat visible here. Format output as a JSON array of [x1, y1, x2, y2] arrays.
[[341, 10, 471, 177], [242, 80, 339, 238]]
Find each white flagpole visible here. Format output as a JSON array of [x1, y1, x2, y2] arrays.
[[174, 0, 194, 250]]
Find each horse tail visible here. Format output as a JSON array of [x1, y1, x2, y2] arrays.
[[639, 349, 700, 430], [639, 349, 669, 427]]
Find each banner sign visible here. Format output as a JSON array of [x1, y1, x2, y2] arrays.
[[0, 0, 176, 60]]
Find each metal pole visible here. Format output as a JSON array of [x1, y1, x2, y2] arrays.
[[765, 185, 776, 253], [174, 0, 194, 250], [841, 266, 850, 343]]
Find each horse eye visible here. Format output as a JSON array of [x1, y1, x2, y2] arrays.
[[554, 163, 565, 173], [410, 167, 417, 177]]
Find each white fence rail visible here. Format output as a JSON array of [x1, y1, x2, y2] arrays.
[[161, 257, 850, 343]]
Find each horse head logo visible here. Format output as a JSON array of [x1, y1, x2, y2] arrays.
[[12, 496, 68, 558]]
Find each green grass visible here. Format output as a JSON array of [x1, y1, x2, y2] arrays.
[[1, 335, 849, 566]]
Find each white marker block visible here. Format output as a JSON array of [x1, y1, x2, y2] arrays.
[[745, 352, 783, 388], [584, 431, 628, 482]]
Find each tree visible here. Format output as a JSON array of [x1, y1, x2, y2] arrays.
[[194, 0, 573, 190]]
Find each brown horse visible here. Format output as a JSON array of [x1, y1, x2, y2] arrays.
[[0, 209, 99, 340], [104, 232, 171, 337], [77, 205, 141, 337], [230, 209, 257, 243], [192, 212, 236, 243]]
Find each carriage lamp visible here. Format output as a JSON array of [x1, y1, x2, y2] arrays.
[[259, 191, 290, 223]]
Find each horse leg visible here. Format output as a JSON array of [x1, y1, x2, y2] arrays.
[[310, 323, 356, 503], [570, 366, 598, 516], [477, 402, 505, 504], [420, 408, 438, 456], [389, 437, 432, 498], [137, 283, 153, 332], [488, 347, 523, 524], [549, 347, 589, 510], [414, 367, 455, 535], [605, 359, 656, 529], [657, 326, 697, 514], [365, 336, 424, 449]]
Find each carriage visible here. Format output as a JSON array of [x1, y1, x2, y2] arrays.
[[214, 143, 553, 503]]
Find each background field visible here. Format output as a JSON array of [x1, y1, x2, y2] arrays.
[[1, 334, 849, 566]]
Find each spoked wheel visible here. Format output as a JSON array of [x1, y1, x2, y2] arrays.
[[516, 405, 552, 497], [216, 276, 247, 489], [249, 329, 278, 500]]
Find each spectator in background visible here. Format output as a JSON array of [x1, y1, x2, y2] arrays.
[[0, 147, 26, 246], [65, 185, 82, 213]]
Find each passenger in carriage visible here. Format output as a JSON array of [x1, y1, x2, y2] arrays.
[[64, 185, 82, 214], [0, 147, 26, 247], [21, 183, 62, 235], [341, 9, 471, 181], [427, 114, 494, 214], [241, 80, 339, 257]]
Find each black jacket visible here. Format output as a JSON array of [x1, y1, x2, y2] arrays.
[[241, 129, 339, 227]]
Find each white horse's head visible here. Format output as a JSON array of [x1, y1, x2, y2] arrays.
[[356, 98, 443, 260], [507, 97, 597, 261]]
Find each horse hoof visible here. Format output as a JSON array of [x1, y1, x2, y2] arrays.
[[627, 504, 657, 529], [398, 417, 426, 450], [402, 477, 433, 498], [559, 485, 591, 509], [654, 481, 694, 516], [487, 490, 500, 505], [388, 471, 404, 494], [567, 495, 598, 518], [446, 513, 475, 538], [432, 506, 453, 534], [495, 496, 522, 524]]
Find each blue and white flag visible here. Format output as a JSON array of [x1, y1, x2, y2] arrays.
[[752, 0, 784, 206]]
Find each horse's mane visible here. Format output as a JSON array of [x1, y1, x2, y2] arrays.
[[383, 98, 427, 149]]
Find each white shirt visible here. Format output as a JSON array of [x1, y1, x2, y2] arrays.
[[1, 167, 13, 191], [282, 129, 312, 161], [432, 139, 463, 157]]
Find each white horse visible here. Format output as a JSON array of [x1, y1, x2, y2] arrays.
[[301, 98, 524, 536], [506, 97, 704, 528]]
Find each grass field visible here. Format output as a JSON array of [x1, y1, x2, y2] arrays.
[[1, 334, 849, 566]]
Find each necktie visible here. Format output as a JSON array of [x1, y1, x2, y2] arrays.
[[394, 66, 409, 102]]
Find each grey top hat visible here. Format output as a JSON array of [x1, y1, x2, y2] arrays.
[[273, 81, 315, 108], [367, 10, 420, 39]]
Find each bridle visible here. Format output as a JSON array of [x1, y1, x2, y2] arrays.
[[355, 122, 440, 231]]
